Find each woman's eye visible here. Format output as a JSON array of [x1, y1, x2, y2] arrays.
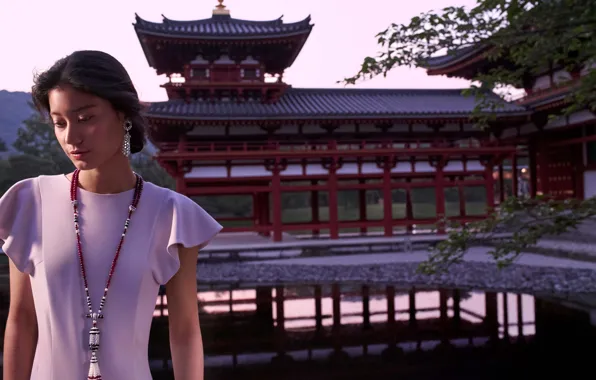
[[79, 115, 94, 122], [53, 121, 66, 128]]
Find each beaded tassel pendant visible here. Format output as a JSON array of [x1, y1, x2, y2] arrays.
[[70, 169, 143, 380], [87, 315, 102, 379]]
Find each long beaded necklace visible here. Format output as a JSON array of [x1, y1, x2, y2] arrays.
[[70, 169, 144, 380]]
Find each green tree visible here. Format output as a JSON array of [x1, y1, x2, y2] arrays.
[[130, 150, 174, 189], [12, 102, 74, 174], [346, 0, 596, 272]]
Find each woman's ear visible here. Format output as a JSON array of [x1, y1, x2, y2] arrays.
[[116, 111, 126, 125]]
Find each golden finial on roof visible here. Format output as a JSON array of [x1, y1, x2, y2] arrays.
[[213, 0, 230, 16]]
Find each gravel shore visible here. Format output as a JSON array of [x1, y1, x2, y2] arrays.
[[197, 261, 596, 295]]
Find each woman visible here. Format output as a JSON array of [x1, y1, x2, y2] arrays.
[[0, 50, 222, 380]]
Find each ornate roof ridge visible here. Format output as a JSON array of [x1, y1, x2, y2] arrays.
[[135, 13, 311, 28]]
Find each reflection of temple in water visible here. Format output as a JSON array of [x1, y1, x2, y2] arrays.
[[149, 285, 526, 377], [146, 284, 596, 379]]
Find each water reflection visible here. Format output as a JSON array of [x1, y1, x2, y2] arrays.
[[152, 284, 536, 369]]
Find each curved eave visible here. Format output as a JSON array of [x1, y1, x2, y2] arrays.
[[133, 13, 313, 41], [423, 46, 491, 77], [142, 111, 531, 122], [134, 27, 313, 41]]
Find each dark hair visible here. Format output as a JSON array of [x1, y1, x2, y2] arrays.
[[31, 50, 146, 154]]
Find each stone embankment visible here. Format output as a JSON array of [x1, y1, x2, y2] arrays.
[[197, 260, 596, 294]]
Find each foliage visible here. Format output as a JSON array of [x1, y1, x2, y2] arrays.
[[12, 102, 74, 174], [344, 0, 596, 121], [0, 105, 174, 196], [345, 0, 596, 273], [130, 150, 175, 189], [0, 137, 6, 153]]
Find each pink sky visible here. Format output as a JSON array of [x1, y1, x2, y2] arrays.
[[0, 0, 476, 102]]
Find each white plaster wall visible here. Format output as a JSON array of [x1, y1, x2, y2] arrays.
[[584, 170, 596, 199], [184, 161, 485, 179]]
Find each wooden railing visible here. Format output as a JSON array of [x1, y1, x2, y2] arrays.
[[158, 139, 504, 154]]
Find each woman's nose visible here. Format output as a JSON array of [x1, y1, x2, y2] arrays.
[[64, 124, 82, 145]]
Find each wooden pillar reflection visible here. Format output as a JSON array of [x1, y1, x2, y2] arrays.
[[452, 289, 461, 329], [502, 293, 510, 342], [362, 285, 371, 330], [439, 289, 449, 344], [314, 285, 323, 337], [408, 288, 417, 328], [274, 285, 286, 354], [386, 286, 397, 347], [517, 294, 525, 342], [484, 292, 499, 344], [331, 284, 342, 352], [255, 286, 273, 332]]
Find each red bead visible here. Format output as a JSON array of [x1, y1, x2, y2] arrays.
[[71, 169, 143, 321]]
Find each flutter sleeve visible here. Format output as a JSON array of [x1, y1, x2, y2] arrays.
[[0, 178, 42, 274], [151, 191, 223, 285]]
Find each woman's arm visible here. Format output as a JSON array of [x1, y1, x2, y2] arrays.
[[3, 260, 38, 380], [166, 245, 204, 380]]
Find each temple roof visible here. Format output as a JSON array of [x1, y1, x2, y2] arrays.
[[423, 45, 487, 70], [133, 13, 313, 40], [144, 88, 528, 121]]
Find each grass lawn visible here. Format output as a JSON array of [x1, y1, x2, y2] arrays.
[[281, 201, 487, 223], [221, 201, 488, 232]]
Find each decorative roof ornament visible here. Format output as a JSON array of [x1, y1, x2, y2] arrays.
[[213, 0, 230, 16]]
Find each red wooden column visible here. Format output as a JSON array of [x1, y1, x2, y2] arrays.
[[311, 180, 320, 236], [534, 139, 550, 196], [512, 154, 519, 198], [323, 156, 341, 239], [253, 192, 259, 230], [498, 164, 505, 203], [266, 159, 287, 242], [175, 135, 187, 194], [430, 156, 446, 234], [405, 179, 414, 233], [359, 179, 367, 235], [260, 192, 271, 237], [457, 177, 466, 219], [528, 141, 538, 198], [378, 156, 397, 237], [481, 156, 496, 213], [175, 173, 186, 194]]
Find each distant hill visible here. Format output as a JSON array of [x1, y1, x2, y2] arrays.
[[0, 90, 34, 152], [0, 90, 156, 155]]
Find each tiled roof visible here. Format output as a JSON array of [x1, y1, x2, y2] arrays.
[[145, 88, 529, 120], [423, 45, 487, 70], [133, 13, 313, 39]]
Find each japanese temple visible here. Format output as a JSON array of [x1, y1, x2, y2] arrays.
[[424, 44, 596, 200], [133, 1, 595, 242]]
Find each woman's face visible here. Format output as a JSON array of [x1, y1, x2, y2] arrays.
[[48, 85, 125, 170]]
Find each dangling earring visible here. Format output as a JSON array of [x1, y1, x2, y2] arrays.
[[122, 119, 132, 157]]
